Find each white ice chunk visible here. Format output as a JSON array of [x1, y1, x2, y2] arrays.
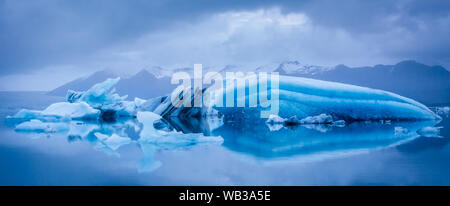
[[435, 106, 450, 117], [8, 109, 41, 119], [134, 97, 146, 107], [266, 113, 346, 131], [8, 102, 99, 122], [114, 97, 147, 117], [299, 114, 333, 124], [76, 78, 127, 109], [394, 127, 411, 136], [266, 114, 286, 124], [66, 77, 142, 117], [136, 111, 165, 137], [42, 102, 99, 119], [417, 126, 443, 138]]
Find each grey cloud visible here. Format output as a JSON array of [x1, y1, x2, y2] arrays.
[[1, 0, 450, 79]]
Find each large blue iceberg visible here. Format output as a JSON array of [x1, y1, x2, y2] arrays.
[[269, 76, 439, 121], [149, 75, 440, 125]]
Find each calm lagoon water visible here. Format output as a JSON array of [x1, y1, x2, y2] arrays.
[[1, 91, 449, 186]]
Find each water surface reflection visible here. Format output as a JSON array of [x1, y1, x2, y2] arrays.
[[8, 113, 441, 172]]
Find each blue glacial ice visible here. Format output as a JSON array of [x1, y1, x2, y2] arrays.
[[203, 75, 441, 122], [66, 77, 126, 108], [66, 77, 147, 117], [144, 76, 441, 135]]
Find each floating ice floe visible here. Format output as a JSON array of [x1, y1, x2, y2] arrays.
[[266, 114, 286, 124], [8, 102, 100, 123], [394, 127, 412, 137], [42, 102, 99, 119], [434, 106, 450, 118], [298, 114, 334, 124], [66, 77, 147, 118], [417, 126, 443, 138], [66, 78, 126, 108], [265, 113, 346, 131]]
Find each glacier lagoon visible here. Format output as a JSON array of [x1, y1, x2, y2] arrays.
[[0, 77, 449, 185]]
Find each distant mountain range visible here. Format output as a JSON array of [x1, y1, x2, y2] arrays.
[[48, 60, 450, 104], [47, 69, 176, 99]]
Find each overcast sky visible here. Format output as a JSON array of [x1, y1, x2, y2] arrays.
[[1, 0, 450, 91]]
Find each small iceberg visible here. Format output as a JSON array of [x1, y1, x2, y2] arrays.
[[266, 114, 286, 124], [208, 76, 440, 122], [417, 126, 443, 138], [297, 114, 334, 124], [265, 113, 346, 131], [8, 102, 99, 123], [394, 127, 411, 137], [7, 77, 145, 124], [435, 106, 450, 118]]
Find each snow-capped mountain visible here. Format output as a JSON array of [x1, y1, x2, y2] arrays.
[[279, 60, 450, 104], [115, 69, 175, 99], [145, 66, 173, 79], [274, 60, 333, 75], [47, 70, 117, 96]]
